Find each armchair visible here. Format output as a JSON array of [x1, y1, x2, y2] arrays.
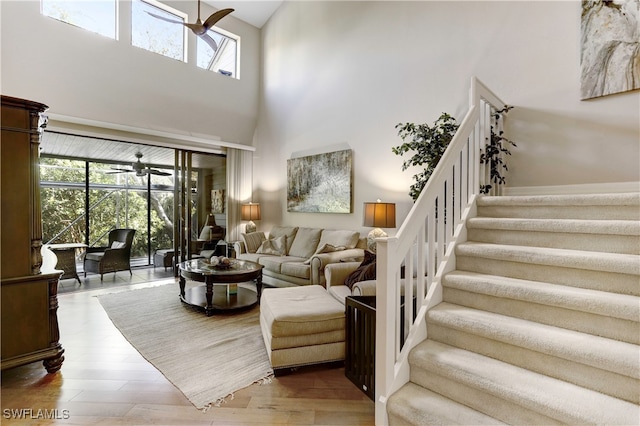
[[191, 214, 225, 254], [84, 229, 136, 281]]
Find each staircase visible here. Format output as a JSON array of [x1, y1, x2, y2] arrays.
[[387, 193, 640, 425]]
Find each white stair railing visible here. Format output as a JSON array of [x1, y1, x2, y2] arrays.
[[374, 77, 507, 425]]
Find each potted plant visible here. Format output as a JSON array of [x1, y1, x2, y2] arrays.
[[392, 112, 459, 201], [479, 106, 516, 194]]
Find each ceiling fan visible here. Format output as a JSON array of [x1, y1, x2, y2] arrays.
[[110, 153, 171, 177], [146, 1, 234, 52]]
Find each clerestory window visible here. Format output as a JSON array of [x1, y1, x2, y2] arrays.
[[197, 28, 240, 79], [41, 0, 117, 39], [131, 0, 187, 62]]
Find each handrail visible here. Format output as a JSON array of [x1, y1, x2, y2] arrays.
[[374, 77, 507, 425]]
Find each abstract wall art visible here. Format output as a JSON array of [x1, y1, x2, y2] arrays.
[[287, 149, 352, 213], [581, 0, 640, 100], [211, 189, 225, 214]]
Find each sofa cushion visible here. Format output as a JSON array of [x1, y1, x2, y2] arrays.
[[328, 284, 352, 304], [85, 252, 105, 261], [257, 235, 286, 256], [304, 243, 346, 264], [259, 255, 307, 274], [242, 232, 266, 253], [318, 229, 360, 250], [280, 262, 311, 280], [236, 253, 263, 263], [288, 227, 322, 259], [269, 226, 298, 255], [344, 250, 376, 289]]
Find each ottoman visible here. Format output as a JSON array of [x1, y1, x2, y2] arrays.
[[260, 285, 345, 374], [153, 249, 174, 271]]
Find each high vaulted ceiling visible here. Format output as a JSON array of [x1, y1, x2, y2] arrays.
[[205, 1, 282, 28]]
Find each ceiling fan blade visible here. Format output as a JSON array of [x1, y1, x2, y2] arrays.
[[203, 8, 234, 31], [110, 167, 135, 173], [146, 11, 186, 26], [148, 169, 172, 176], [199, 32, 218, 51]]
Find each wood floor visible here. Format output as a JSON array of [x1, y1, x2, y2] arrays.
[[1, 271, 374, 425]]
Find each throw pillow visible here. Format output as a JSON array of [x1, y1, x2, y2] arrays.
[[318, 229, 360, 249], [256, 235, 286, 255], [288, 227, 323, 259], [344, 250, 376, 289], [242, 232, 266, 254], [111, 241, 126, 249], [303, 243, 345, 264], [268, 226, 298, 255]]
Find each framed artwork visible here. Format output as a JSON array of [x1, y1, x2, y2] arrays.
[[211, 189, 225, 214], [287, 149, 352, 213], [580, 0, 640, 99]]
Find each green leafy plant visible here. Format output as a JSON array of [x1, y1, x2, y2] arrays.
[[479, 105, 516, 194], [392, 112, 459, 201]]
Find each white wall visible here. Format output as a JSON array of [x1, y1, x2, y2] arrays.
[[0, 0, 260, 145], [254, 1, 640, 233]]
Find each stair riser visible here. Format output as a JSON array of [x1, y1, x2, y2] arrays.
[[442, 287, 640, 344], [477, 205, 640, 221], [456, 255, 640, 296], [467, 228, 640, 255], [425, 323, 640, 403], [409, 369, 564, 425]]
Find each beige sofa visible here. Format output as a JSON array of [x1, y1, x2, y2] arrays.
[[234, 226, 366, 288], [324, 249, 427, 304]]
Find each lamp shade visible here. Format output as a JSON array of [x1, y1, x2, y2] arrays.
[[363, 201, 396, 228], [241, 203, 261, 221]]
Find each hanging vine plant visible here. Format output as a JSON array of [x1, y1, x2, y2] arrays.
[[392, 112, 459, 201], [479, 105, 516, 194]]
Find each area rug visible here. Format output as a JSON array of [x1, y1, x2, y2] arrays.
[[97, 283, 273, 410]]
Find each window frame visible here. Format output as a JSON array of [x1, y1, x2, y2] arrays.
[[131, 0, 189, 63], [40, 0, 119, 40], [197, 26, 241, 79]]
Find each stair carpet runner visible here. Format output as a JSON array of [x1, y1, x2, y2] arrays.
[[387, 193, 640, 425]]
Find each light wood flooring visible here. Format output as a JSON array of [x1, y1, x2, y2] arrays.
[[1, 270, 374, 425]]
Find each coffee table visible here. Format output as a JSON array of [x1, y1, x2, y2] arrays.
[[178, 258, 263, 316]]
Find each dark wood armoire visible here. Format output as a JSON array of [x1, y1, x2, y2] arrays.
[[1, 95, 65, 373]]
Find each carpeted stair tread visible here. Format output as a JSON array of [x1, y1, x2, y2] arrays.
[[467, 217, 640, 235], [476, 193, 640, 220], [387, 382, 506, 425], [409, 340, 640, 425], [442, 271, 640, 322], [427, 302, 639, 379], [456, 242, 640, 275], [477, 193, 640, 207]]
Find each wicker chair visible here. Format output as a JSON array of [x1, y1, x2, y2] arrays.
[[84, 229, 136, 281]]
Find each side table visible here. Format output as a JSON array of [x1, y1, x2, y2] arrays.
[[45, 243, 87, 284], [345, 295, 376, 400], [345, 295, 415, 401]]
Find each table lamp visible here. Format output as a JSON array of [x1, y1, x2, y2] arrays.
[[363, 200, 396, 252], [241, 202, 261, 233]]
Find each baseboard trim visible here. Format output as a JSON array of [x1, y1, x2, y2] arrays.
[[504, 182, 640, 196]]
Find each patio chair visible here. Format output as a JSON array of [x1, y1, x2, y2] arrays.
[[84, 229, 136, 281]]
